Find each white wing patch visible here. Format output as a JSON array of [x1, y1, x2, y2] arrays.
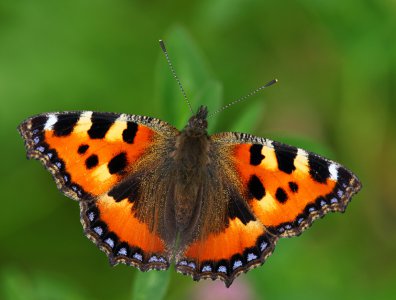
[[329, 163, 338, 180], [44, 114, 58, 130]]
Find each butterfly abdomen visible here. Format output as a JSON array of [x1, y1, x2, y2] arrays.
[[171, 129, 210, 234]]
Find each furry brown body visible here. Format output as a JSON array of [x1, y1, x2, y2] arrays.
[[172, 125, 209, 233], [163, 106, 227, 249], [133, 106, 232, 252]]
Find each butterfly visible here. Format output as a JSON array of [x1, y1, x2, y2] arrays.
[[18, 41, 361, 287]]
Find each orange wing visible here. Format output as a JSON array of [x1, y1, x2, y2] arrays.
[[213, 132, 362, 237], [175, 218, 277, 287], [18, 111, 176, 200], [80, 193, 169, 270], [176, 132, 361, 287], [19, 111, 177, 269]]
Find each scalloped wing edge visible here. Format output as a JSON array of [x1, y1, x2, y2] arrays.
[[18, 115, 92, 201], [174, 233, 278, 288], [271, 174, 361, 237], [80, 201, 171, 272]]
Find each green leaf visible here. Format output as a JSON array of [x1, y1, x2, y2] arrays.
[[154, 25, 223, 129], [131, 270, 171, 300]]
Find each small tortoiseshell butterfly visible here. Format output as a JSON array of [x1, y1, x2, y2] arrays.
[[18, 41, 361, 287]]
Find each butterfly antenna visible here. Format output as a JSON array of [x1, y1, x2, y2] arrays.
[[159, 40, 193, 114], [207, 79, 278, 118]]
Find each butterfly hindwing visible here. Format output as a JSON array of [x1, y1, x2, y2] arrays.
[[18, 111, 177, 201], [80, 193, 170, 270], [213, 132, 362, 237], [175, 218, 277, 287]]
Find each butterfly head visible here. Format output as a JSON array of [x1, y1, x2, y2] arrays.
[[185, 105, 208, 134]]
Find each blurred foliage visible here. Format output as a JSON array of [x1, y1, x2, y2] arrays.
[[131, 270, 170, 300], [1, 0, 395, 299]]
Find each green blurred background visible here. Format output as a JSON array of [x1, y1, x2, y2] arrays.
[[1, 0, 395, 299]]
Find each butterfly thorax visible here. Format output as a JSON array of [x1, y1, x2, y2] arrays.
[[169, 106, 210, 238]]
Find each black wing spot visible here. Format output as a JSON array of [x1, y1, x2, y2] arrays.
[[108, 152, 127, 174], [228, 193, 256, 225], [53, 114, 79, 136], [275, 187, 288, 203], [88, 112, 116, 139], [78, 144, 89, 154], [273, 142, 297, 174], [108, 176, 140, 202], [85, 154, 99, 169], [123, 122, 138, 144], [288, 181, 298, 193], [308, 153, 330, 183], [248, 175, 265, 200], [249, 144, 265, 166]]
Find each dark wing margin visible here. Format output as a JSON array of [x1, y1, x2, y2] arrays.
[[175, 220, 278, 287], [80, 194, 171, 271], [18, 112, 91, 200]]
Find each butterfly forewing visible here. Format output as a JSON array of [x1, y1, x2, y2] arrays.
[[18, 111, 176, 200]]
